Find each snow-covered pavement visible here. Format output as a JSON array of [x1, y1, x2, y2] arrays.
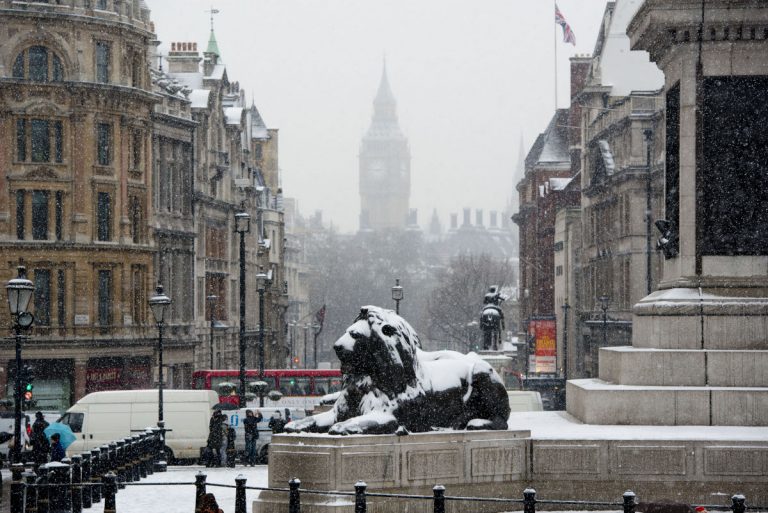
[[88, 465, 268, 513]]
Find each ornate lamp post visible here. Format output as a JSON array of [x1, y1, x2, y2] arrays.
[[256, 268, 268, 407], [598, 295, 610, 348], [391, 278, 404, 315], [148, 284, 171, 472], [562, 301, 571, 380], [235, 211, 250, 407], [6, 266, 34, 464], [206, 294, 217, 369]]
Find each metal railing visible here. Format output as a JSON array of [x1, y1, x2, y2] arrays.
[[9, 467, 767, 513]]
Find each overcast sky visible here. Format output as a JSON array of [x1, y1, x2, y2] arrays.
[[147, 0, 612, 233]]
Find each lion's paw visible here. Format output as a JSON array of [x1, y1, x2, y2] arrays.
[[284, 417, 317, 433]]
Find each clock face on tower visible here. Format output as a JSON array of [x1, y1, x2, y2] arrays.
[[368, 159, 386, 180]]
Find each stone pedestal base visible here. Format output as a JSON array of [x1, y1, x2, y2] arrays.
[[253, 430, 530, 513]]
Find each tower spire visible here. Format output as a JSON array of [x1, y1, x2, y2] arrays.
[[205, 7, 221, 57]]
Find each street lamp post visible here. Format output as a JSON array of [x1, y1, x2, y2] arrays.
[[206, 295, 217, 369], [148, 284, 171, 472], [562, 301, 570, 381], [288, 321, 296, 368], [256, 269, 268, 407], [6, 266, 34, 464], [303, 324, 309, 369], [391, 279, 404, 315], [312, 323, 321, 368], [235, 211, 251, 408], [598, 295, 610, 348]]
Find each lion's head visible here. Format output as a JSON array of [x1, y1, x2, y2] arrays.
[[334, 306, 422, 396]]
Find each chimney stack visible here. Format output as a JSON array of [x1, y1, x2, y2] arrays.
[[166, 41, 201, 73]]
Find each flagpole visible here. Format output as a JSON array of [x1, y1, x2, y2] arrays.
[[553, 0, 558, 111]]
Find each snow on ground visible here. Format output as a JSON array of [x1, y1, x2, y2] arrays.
[[87, 465, 268, 513], [507, 410, 768, 441]]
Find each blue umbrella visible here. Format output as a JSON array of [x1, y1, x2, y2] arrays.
[[44, 422, 77, 450]]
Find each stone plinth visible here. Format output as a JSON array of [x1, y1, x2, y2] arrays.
[[253, 430, 530, 513]]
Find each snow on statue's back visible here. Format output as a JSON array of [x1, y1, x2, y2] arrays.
[[286, 305, 510, 435]]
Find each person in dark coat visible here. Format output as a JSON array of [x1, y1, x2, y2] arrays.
[[242, 409, 263, 466], [31, 411, 50, 465], [50, 433, 65, 462], [268, 411, 286, 434], [206, 411, 223, 467], [225, 426, 236, 468]]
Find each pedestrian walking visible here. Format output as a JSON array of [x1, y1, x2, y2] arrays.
[[50, 433, 65, 462], [268, 411, 286, 434], [31, 411, 50, 465], [218, 414, 229, 466], [242, 409, 262, 466], [206, 411, 223, 467]]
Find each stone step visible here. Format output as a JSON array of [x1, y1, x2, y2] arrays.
[[599, 346, 768, 387], [566, 378, 768, 426]]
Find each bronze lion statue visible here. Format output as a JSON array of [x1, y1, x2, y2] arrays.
[[285, 306, 510, 435]]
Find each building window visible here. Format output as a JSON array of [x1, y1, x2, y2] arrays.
[[33, 269, 51, 326], [16, 119, 26, 161], [98, 270, 112, 326], [57, 269, 66, 327], [205, 273, 227, 321], [131, 266, 145, 325], [12, 46, 64, 82], [95, 41, 110, 83], [97, 191, 111, 241], [16, 190, 25, 240], [31, 120, 50, 162], [55, 191, 63, 240], [31, 190, 49, 240], [96, 0, 108, 10], [16, 118, 63, 163], [132, 131, 142, 170], [129, 195, 142, 243], [97, 123, 111, 166]]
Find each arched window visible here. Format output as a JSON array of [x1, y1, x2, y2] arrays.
[[12, 45, 64, 82]]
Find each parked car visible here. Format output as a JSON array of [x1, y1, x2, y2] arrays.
[[224, 406, 306, 463]]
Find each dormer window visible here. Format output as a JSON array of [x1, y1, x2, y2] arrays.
[[12, 46, 64, 82]]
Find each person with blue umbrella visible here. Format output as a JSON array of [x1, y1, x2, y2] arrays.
[[49, 433, 65, 462], [43, 422, 77, 456]]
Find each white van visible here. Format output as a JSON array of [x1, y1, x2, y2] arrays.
[[58, 389, 218, 462], [224, 407, 305, 463]]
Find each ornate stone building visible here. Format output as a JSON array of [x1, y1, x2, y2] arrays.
[[359, 64, 411, 231], [0, 0, 158, 409], [0, 4, 287, 409]]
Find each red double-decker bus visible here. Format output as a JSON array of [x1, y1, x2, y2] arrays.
[[191, 369, 343, 410]]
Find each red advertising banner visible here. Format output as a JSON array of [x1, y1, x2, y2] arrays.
[[529, 319, 556, 373]]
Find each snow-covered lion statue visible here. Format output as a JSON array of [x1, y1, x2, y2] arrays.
[[285, 305, 510, 435]]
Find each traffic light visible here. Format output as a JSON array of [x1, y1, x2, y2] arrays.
[[20, 365, 35, 409], [293, 357, 299, 365]]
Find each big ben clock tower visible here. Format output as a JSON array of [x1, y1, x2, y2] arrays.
[[359, 62, 411, 231]]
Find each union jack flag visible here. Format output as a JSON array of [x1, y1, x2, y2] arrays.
[[555, 4, 577, 46]]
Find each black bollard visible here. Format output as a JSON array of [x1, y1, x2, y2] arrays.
[[81, 453, 92, 509], [10, 464, 24, 513], [115, 440, 126, 488], [92, 448, 105, 503], [107, 443, 117, 475], [235, 474, 247, 513], [288, 478, 301, 513], [36, 464, 50, 513], [103, 473, 117, 513], [48, 461, 72, 513], [523, 488, 537, 513], [623, 491, 636, 513], [138, 433, 148, 478], [72, 454, 83, 513], [354, 480, 367, 513], [732, 494, 746, 513], [433, 485, 446, 513], [131, 436, 141, 482], [194, 472, 207, 513], [144, 430, 155, 476], [24, 469, 38, 513]]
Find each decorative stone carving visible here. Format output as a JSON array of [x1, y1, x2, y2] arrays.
[[286, 306, 510, 435]]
